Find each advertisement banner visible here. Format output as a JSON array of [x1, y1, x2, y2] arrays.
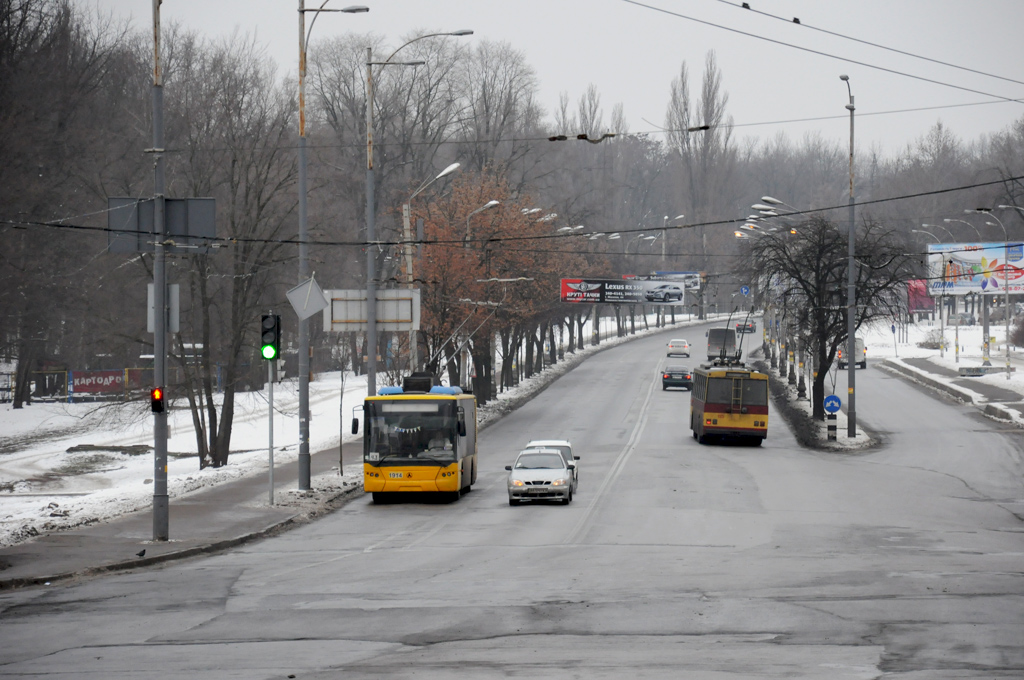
[[926, 242, 1024, 296], [560, 278, 692, 304], [70, 370, 124, 394]]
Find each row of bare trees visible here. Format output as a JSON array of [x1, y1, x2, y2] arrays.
[[4, 0, 1024, 467]]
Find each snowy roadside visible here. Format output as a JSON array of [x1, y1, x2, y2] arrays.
[[7, 313, 1011, 548], [0, 313, 711, 547], [761, 318, 1024, 450]]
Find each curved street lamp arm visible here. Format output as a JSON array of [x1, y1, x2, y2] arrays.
[[383, 30, 473, 64]]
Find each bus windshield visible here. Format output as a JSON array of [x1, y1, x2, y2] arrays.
[[706, 377, 768, 406], [366, 400, 459, 465]]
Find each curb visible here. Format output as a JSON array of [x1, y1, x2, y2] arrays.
[[878, 358, 1017, 423], [877, 358, 977, 403], [0, 484, 361, 591]]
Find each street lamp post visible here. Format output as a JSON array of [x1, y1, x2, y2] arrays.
[[365, 30, 472, 398], [913, 228, 946, 358], [464, 200, 500, 244], [840, 74, 857, 438], [662, 214, 684, 267], [297, 2, 367, 489], [969, 208, 1011, 379], [944, 218, 983, 240], [921, 222, 955, 240], [403, 162, 460, 371]]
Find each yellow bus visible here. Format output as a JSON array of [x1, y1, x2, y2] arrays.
[[690, 361, 769, 446], [353, 374, 478, 502]]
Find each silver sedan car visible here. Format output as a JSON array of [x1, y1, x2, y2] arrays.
[[505, 449, 575, 506]]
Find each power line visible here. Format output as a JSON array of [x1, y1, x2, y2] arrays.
[[620, 0, 1024, 106], [4, 173, 1022, 249], [716, 0, 1024, 89]]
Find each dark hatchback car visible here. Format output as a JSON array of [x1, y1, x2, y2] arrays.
[[662, 365, 692, 390]]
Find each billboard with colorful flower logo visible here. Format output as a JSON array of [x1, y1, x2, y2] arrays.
[[926, 242, 1024, 296]]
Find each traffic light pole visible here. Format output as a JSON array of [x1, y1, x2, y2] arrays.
[[268, 359, 274, 505], [151, 0, 169, 542]]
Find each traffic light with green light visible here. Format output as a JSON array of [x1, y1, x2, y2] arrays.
[[261, 314, 281, 361]]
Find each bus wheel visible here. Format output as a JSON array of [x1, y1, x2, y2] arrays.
[[371, 492, 386, 504], [750, 437, 763, 447], [697, 433, 708, 445], [448, 489, 462, 503]]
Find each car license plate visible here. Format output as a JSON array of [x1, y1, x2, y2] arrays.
[[389, 472, 405, 479]]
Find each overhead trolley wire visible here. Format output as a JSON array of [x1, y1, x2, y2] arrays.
[[620, 0, 1024, 106]]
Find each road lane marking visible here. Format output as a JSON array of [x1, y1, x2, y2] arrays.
[[562, 370, 659, 546]]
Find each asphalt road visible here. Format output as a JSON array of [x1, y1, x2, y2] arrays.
[[1, 323, 1022, 679]]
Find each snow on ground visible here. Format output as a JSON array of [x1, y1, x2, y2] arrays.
[[772, 314, 1024, 448], [0, 312, 710, 546], [3, 310, 1018, 547]]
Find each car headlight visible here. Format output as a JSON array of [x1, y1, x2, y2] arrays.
[[551, 478, 567, 486], [510, 479, 524, 487]]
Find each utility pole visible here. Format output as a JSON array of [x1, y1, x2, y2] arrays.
[[150, 0, 168, 541]]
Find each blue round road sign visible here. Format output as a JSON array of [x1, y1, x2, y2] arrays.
[[740, 285, 750, 296], [823, 394, 842, 414]]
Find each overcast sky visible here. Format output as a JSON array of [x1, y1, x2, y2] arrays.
[[80, 0, 1024, 156]]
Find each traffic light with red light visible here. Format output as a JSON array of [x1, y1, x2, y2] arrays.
[[151, 387, 165, 413]]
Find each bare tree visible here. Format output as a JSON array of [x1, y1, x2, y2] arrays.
[[738, 216, 915, 419], [0, 0, 131, 406], [664, 51, 737, 308], [160, 34, 296, 468]]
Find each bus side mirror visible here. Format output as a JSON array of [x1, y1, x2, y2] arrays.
[[351, 404, 362, 435], [458, 419, 467, 437]]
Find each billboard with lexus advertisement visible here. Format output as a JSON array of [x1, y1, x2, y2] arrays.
[[926, 242, 1024, 296], [560, 272, 703, 304]]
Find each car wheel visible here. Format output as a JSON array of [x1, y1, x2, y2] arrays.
[[509, 498, 519, 506], [662, 384, 667, 391], [563, 491, 572, 505]]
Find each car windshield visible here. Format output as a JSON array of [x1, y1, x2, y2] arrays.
[[527, 445, 571, 463], [514, 453, 565, 469]]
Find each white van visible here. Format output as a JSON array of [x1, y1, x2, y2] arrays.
[[837, 337, 866, 369]]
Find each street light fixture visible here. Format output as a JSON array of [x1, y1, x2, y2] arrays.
[[296, 1, 368, 490], [840, 73, 857, 438], [464, 199, 500, 243], [761, 196, 801, 212], [365, 29, 473, 398]]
